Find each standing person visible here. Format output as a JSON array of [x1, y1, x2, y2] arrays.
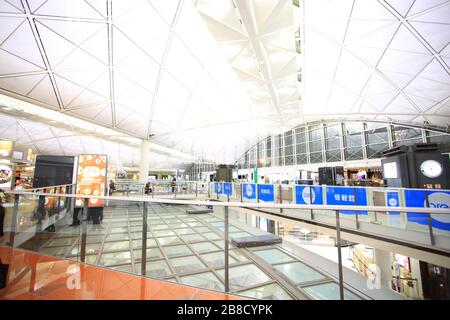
[[145, 181, 151, 195], [171, 178, 176, 193], [0, 199, 5, 237], [109, 180, 115, 196]]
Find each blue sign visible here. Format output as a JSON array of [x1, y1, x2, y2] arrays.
[[214, 182, 223, 194], [405, 190, 450, 231], [295, 186, 323, 205], [258, 184, 275, 203], [242, 183, 256, 200], [386, 191, 400, 215], [223, 182, 232, 196], [326, 187, 368, 215]]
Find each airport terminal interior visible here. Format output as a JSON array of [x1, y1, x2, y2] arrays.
[[0, 0, 449, 301]]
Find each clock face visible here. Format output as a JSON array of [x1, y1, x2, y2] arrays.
[[420, 160, 442, 178]]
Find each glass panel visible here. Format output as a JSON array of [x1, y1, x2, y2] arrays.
[[180, 272, 224, 291], [169, 256, 206, 274], [163, 244, 192, 257], [99, 251, 132, 266], [103, 241, 130, 252], [200, 252, 237, 268], [180, 233, 206, 243], [253, 248, 296, 264], [303, 282, 363, 300], [157, 236, 182, 246], [239, 283, 293, 300], [230, 249, 249, 262], [201, 232, 221, 240], [152, 230, 176, 237], [274, 262, 327, 284], [133, 248, 163, 260], [142, 260, 172, 278], [190, 241, 220, 253], [217, 264, 271, 290], [111, 264, 134, 273], [174, 228, 196, 235]]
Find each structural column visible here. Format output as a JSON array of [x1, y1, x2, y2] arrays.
[[139, 140, 150, 183], [374, 248, 393, 289]]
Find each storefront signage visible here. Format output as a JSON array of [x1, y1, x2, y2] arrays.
[[0, 164, 13, 190], [76, 154, 107, 207], [242, 183, 256, 200], [405, 190, 450, 231], [258, 184, 275, 203], [326, 186, 368, 215], [295, 185, 323, 205]]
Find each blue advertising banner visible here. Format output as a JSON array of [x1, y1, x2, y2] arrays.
[[258, 184, 275, 203], [223, 182, 232, 196], [386, 191, 400, 215], [405, 190, 450, 231], [214, 182, 223, 194], [326, 187, 368, 215], [295, 186, 323, 205], [242, 183, 256, 200]]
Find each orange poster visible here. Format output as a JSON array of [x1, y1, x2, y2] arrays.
[[76, 154, 107, 207]]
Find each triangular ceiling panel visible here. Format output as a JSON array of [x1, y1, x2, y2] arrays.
[[385, 0, 415, 17], [0, 0, 23, 13], [1, 19, 45, 68], [32, 0, 105, 20]]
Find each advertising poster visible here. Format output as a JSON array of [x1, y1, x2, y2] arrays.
[[223, 182, 233, 196], [386, 191, 400, 215], [257, 184, 275, 203], [214, 182, 223, 194], [76, 154, 107, 207], [326, 186, 368, 215], [405, 189, 450, 231], [295, 186, 323, 205], [242, 183, 256, 200], [0, 164, 13, 190]]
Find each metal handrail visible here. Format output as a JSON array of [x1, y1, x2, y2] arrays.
[[25, 183, 76, 192], [4, 190, 450, 214]]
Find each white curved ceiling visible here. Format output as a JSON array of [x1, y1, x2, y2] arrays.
[[0, 0, 449, 167], [300, 0, 450, 128], [0, 0, 274, 165]]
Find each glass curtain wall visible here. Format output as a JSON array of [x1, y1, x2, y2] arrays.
[[236, 121, 450, 169]]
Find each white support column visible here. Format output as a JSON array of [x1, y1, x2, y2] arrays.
[[374, 248, 393, 289], [139, 140, 150, 183]]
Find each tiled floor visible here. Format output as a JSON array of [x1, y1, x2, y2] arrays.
[[0, 246, 241, 300]]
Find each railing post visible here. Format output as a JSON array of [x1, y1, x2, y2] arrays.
[[256, 183, 259, 203], [141, 202, 148, 276], [309, 185, 314, 220], [355, 210, 360, 229], [425, 191, 435, 246], [224, 205, 229, 292], [217, 183, 219, 200], [80, 198, 89, 263], [335, 210, 344, 300], [195, 181, 198, 198], [8, 194, 20, 247], [240, 184, 243, 203], [207, 181, 210, 198], [279, 184, 283, 213], [70, 184, 77, 216]]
